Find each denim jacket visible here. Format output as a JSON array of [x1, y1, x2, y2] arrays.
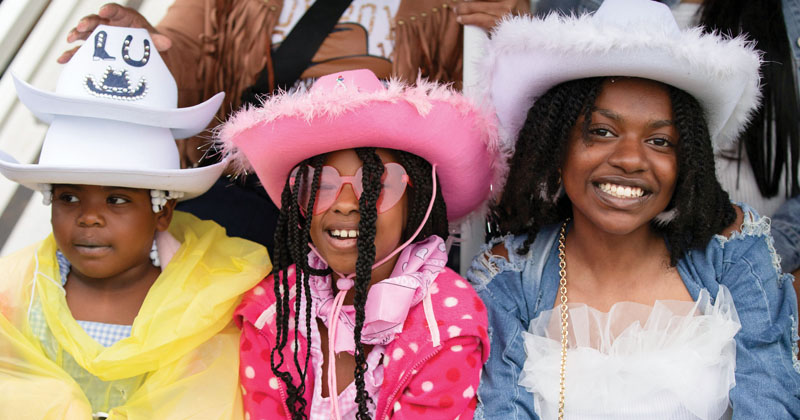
[[773, 196, 800, 273], [467, 205, 800, 419]]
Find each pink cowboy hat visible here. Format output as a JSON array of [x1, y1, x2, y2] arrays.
[[217, 69, 500, 221]]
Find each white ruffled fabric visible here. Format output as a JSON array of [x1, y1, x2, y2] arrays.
[[520, 286, 740, 420]]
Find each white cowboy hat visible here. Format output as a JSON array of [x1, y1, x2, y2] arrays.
[[479, 0, 761, 163], [0, 25, 226, 199]]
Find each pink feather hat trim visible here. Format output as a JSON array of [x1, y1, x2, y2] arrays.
[[216, 69, 501, 221]]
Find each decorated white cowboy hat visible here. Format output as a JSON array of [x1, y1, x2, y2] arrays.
[[478, 0, 762, 163], [217, 69, 501, 221], [0, 25, 226, 199]]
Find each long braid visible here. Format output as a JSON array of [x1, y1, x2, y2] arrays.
[[303, 156, 327, 397], [272, 165, 304, 419], [271, 156, 329, 419], [395, 150, 449, 242], [352, 148, 383, 419], [292, 156, 325, 407], [286, 161, 310, 418], [270, 176, 295, 414]]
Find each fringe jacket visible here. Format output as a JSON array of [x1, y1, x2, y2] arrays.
[[156, 0, 465, 130]]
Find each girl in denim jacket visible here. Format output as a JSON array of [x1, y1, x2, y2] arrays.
[[468, 0, 800, 418]]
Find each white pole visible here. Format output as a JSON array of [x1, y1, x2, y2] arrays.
[[459, 25, 491, 277]]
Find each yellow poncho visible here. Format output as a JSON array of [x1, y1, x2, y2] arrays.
[[0, 211, 270, 419]]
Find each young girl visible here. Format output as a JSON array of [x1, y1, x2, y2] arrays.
[[469, 0, 800, 419], [218, 69, 499, 420], [0, 26, 269, 419]]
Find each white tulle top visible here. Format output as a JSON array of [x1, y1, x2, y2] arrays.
[[519, 286, 741, 420]]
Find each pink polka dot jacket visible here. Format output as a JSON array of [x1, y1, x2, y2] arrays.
[[234, 266, 490, 420]]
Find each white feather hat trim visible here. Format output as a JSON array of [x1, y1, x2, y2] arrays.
[[477, 0, 761, 168]]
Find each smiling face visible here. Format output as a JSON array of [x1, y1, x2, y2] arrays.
[[51, 184, 173, 281], [561, 78, 679, 236], [309, 149, 408, 276]]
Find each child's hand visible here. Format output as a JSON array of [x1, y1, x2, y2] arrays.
[[453, 0, 531, 31], [57, 2, 172, 64]]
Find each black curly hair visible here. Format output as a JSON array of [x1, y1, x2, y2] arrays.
[[269, 147, 448, 420], [490, 77, 736, 265]]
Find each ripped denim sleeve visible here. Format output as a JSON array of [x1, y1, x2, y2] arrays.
[[467, 234, 527, 292], [713, 204, 800, 418], [467, 235, 540, 420], [715, 205, 783, 278]]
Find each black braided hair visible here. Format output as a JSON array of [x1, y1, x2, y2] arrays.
[[491, 77, 735, 265], [350, 147, 382, 419], [269, 147, 449, 419], [270, 155, 326, 419], [395, 150, 449, 243], [699, 0, 799, 198]]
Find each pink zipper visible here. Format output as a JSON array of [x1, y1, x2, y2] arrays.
[[276, 379, 292, 420], [256, 325, 294, 420], [377, 345, 444, 420]]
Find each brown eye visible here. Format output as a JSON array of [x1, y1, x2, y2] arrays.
[[107, 196, 129, 205], [590, 128, 614, 137], [647, 137, 674, 148], [59, 194, 79, 203]]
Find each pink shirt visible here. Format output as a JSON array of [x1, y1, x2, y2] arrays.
[[305, 298, 386, 419]]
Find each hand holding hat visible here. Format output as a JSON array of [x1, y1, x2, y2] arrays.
[[454, 0, 530, 31], [58, 3, 171, 64]]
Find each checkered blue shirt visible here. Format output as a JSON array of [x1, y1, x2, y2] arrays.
[[53, 251, 132, 347]]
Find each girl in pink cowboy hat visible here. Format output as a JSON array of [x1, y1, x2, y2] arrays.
[[218, 68, 501, 420]]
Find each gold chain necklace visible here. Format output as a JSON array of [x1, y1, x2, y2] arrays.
[[557, 219, 570, 419]]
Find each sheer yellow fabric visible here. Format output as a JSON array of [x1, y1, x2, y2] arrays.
[[0, 211, 270, 419]]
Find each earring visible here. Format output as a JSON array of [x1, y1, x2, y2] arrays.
[[150, 190, 166, 212], [653, 207, 678, 226], [554, 183, 565, 200], [150, 239, 160, 267], [40, 184, 53, 205], [542, 176, 565, 203], [150, 190, 185, 213]]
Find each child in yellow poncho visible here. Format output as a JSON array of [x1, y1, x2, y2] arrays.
[[0, 25, 269, 419]]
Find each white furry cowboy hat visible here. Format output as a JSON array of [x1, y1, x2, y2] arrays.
[[479, 0, 762, 164], [0, 25, 225, 199]]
